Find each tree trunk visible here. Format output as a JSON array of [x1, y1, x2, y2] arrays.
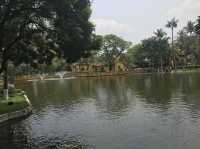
[[172, 27, 176, 70], [3, 62, 9, 100], [109, 62, 112, 72], [108, 59, 114, 72], [171, 27, 174, 69], [160, 57, 163, 72]]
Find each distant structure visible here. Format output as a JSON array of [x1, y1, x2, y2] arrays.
[[71, 58, 108, 73], [114, 54, 128, 72], [71, 55, 128, 73]]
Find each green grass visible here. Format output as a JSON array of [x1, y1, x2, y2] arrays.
[[0, 90, 29, 115]]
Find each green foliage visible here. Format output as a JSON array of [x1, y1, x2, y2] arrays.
[[127, 17, 199, 71], [128, 16, 200, 71], [154, 29, 167, 39], [166, 17, 179, 69], [0, 0, 95, 73], [100, 34, 131, 70], [49, 0, 97, 63], [128, 29, 170, 70], [195, 16, 200, 35], [185, 21, 195, 35], [0, 0, 99, 92], [127, 44, 142, 67], [49, 57, 67, 72], [176, 17, 200, 66], [166, 18, 178, 29]]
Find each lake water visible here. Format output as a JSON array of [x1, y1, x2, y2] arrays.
[[1, 73, 200, 149]]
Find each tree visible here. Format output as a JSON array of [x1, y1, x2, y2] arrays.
[[49, 57, 67, 72], [166, 17, 178, 69], [131, 30, 170, 71], [154, 29, 167, 39], [194, 16, 200, 64], [0, 0, 95, 99], [127, 44, 147, 68], [176, 22, 200, 66], [100, 34, 131, 71], [195, 16, 200, 36], [185, 21, 195, 36], [154, 29, 169, 71], [176, 29, 190, 66], [173, 17, 200, 67]]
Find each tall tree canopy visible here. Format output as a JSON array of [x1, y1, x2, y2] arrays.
[[166, 17, 178, 69], [175, 17, 200, 66], [0, 0, 97, 96], [130, 29, 170, 70], [0, 0, 95, 72], [195, 16, 200, 36], [185, 21, 195, 36], [100, 34, 131, 70]]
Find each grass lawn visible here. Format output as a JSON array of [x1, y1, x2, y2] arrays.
[[0, 90, 29, 115]]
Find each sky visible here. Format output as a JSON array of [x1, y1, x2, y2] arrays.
[[91, 0, 200, 44]]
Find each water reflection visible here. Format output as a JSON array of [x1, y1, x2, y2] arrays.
[[1, 73, 200, 149], [0, 119, 92, 149], [0, 122, 31, 149]]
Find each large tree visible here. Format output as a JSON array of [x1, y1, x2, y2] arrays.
[[176, 20, 200, 66], [0, 0, 95, 98], [185, 21, 195, 36], [100, 34, 131, 71], [153, 29, 170, 71], [194, 16, 200, 64], [132, 30, 170, 71], [195, 16, 200, 36]]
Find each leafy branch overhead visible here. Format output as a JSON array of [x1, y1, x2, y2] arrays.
[[0, 0, 97, 73]]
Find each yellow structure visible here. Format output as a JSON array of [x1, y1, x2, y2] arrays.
[[114, 55, 128, 72], [71, 55, 128, 73], [71, 63, 89, 73], [71, 58, 108, 73]]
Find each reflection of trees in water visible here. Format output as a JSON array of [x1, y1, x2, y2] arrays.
[[93, 77, 132, 118], [127, 74, 178, 106], [71, 74, 200, 117], [0, 122, 31, 149], [127, 73, 200, 113], [10, 73, 200, 149], [0, 122, 92, 149], [18, 77, 133, 118], [179, 73, 200, 114], [29, 136, 92, 149], [17, 79, 95, 115], [57, 77, 133, 118], [18, 73, 200, 118]]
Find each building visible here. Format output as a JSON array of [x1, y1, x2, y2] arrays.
[[71, 55, 128, 73], [114, 54, 128, 72]]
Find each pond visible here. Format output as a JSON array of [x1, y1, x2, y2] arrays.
[[1, 72, 200, 149]]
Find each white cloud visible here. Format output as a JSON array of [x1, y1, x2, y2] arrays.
[[167, 0, 200, 22], [92, 18, 134, 41]]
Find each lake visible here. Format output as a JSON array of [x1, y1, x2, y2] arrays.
[[1, 72, 200, 149]]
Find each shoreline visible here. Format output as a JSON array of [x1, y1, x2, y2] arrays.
[[0, 93, 32, 124], [13, 68, 200, 81], [0, 105, 32, 125]]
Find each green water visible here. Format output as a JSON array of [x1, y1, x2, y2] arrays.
[[1, 72, 200, 149]]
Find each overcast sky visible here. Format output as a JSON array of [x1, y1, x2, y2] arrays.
[[91, 0, 200, 44]]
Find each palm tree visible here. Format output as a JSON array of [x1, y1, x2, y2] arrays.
[[154, 29, 168, 72], [166, 17, 178, 70], [195, 16, 200, 36], [185, 21, 195, 36], [154, 29, 167, 39], [195, 16, 200, 56]]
